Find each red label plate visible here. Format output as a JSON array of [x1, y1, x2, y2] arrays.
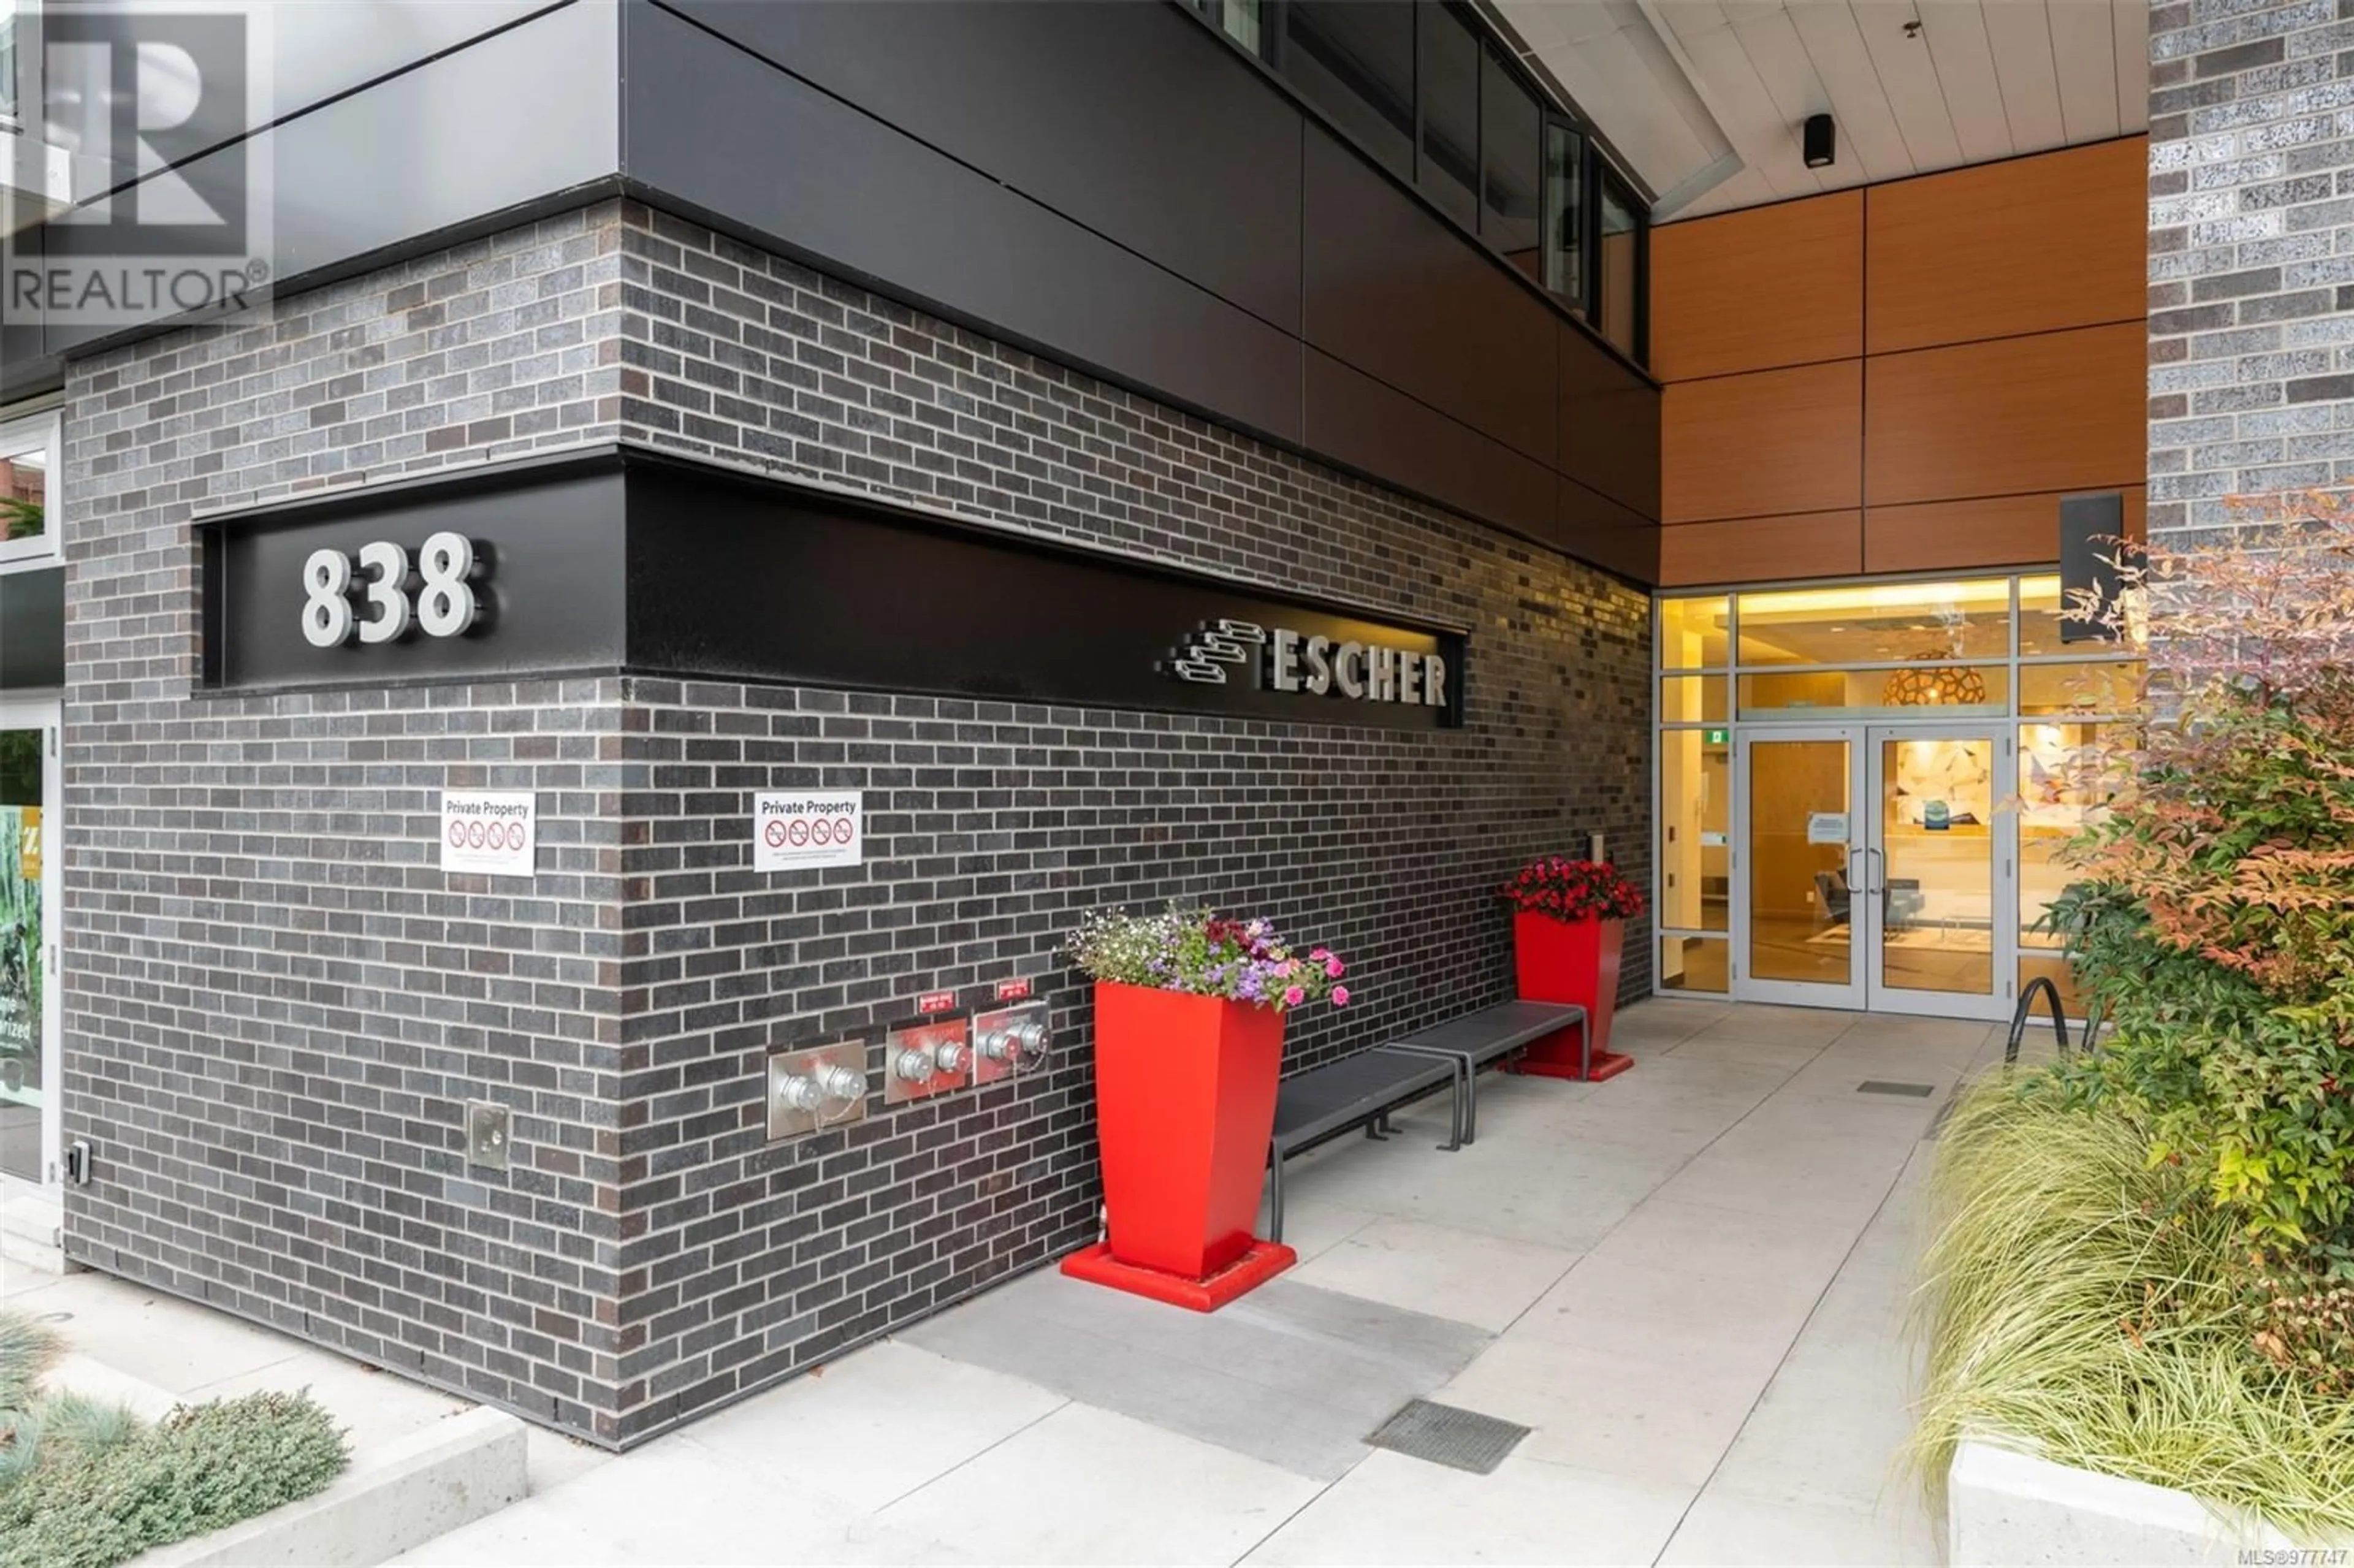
[[995, 978, 1033, 1001], [916, 990, 957, 1015]]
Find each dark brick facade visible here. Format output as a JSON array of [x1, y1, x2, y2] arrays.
[[60, 199, 1652, 1445], [2149, 0, 2354, 541]]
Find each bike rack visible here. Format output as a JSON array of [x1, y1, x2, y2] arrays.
[[2005, 976, 2073, 1066]]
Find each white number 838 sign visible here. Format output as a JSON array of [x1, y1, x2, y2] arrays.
[[301, 531, 481, 647]]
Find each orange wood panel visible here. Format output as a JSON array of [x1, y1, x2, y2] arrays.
[[1866, 139, 2146, 354], [1663, 360, 1862, 523], [1650, 191, 1864, 381], [1864, 323, 2143, 508], [1865, 487, 2147, 574], [1656, 511, 1863, 586]]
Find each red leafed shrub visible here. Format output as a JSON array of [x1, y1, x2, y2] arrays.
[[1498, 856, 1645, 923]]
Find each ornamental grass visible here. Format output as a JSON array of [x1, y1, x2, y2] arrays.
[[1908, 1080, 2354, 1540]]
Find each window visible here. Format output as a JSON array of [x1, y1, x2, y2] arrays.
[[1194, 0, 1265, 58], [1480, 46, 1541, 278], [1284, 1, 1415, 177], [0, 408, 57, 573], [1595, 170, 1642, 359], [0, 2, 18, 126], [1415, 4, 1479, 230], [1542, 122, 1583, 306]]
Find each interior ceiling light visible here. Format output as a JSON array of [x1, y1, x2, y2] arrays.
[[1886, 656, 1987, 708]]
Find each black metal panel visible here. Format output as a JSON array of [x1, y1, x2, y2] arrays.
[[2059, 491, 2132, 644], [1559, 323, 1661, 522], [659, 0, 1303, 335], [1303, 349, 1556, 547], [625, 457, 1465, 730], [621, 2, 1305, 444], [0, 566, 63, 690], [199, 456, 629, 691], [1301, 126, 1556, 466], [42, 3, 620, 362], [1556, 476, 1658, 586]]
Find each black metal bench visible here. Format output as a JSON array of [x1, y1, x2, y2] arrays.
[[1263, 1000, 1588, 1244], [1381, 1000, 1588, 1145]]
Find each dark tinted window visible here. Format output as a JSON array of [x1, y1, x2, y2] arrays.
[[1597, 170, 1642, 358], [1284, 2, 1414, 176], [1416, 5, 1479, 229], [1480, 47, 1540, 276], [1543, 122, 1583, 305], [1194, 0, 1266, 56]]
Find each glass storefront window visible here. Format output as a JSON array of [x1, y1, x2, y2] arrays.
[[1659, 728, 1729, 934], [1, 725, 42, 1182], [2020, 660, 2143, 716], [1659, 935, 1726, 994], [1739, 666, 2009, 719], [1658, 595, 1728, 669], [0, 410, 57, 573], [1659, 676, 1726, 725], [2019, 573, 2135, 655], [1737, 579, 2012, 666], [2019, 721, 2127, 1013]]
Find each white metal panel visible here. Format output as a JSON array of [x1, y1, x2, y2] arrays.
[[2049, 0, 2122, 142], [1921, 0, 2016, 163], [1982, 0, 2068, 152], [2114, 0, 2150, 132], [1788, 1, 1916, 181], [1856, 0, 1967, 170], [1591, 28, 1723, 183], [1677, 163, 1778, 218], [1684, 18, 1829, 196], [1735, 9, 1854, 186]]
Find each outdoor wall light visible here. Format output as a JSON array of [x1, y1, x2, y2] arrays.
[[1804, 113, 1836, 170]]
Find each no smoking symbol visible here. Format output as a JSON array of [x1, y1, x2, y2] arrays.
[[764, 820, 787, 848], [811, 819, 834, 846], [787, 818, 811, 848], [446, 823, 465, 848], [505, 823, 526, 851]]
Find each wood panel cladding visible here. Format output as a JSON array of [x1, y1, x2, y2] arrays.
[[1864, 322, 2143, 507], [1864, 486, 2147, 575], [1662, 360, 1861, 524], [1866, 139, 2146, 356], [1657, 511, 1862, 587], [1650, 192, 1862, 381]]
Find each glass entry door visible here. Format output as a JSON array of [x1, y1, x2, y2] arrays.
[[1865, 725, 2010, 1020], [1734, 723, 2013, 1019], [0, 701, 57, 1189], [1735, 728, 1864, 1010]]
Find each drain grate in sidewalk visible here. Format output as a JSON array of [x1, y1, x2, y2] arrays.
[[1365, 1399, 1530, 1474], [1856, 1080, 1937, 1097]]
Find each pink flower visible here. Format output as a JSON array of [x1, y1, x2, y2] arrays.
[[1283, 986, 1305, 1007], [1331, 985, 1350, 1007], [1325, 957, 1345, 979], [1309, 948, 1330, 961]]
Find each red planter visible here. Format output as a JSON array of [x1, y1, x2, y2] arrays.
[[1510, 911, 1635, 1083], [1059, 981, 1298, 1311]]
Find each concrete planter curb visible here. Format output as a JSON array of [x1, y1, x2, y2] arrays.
[[1949, 1438, 2354, 1566]]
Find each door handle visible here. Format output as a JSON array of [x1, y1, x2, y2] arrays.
[[1864, 846, 1884, 897]]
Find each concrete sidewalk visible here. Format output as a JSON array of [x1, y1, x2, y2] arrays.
[[392, 998, 1992, 1566]]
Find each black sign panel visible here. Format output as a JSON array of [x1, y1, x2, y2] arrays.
[[200, 457, 628, 690], [627, 459, 1463, 729], [200, 449, 1466, 729]]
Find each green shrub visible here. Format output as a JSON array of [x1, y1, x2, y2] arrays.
[[0, 1315, 56, 1414], [1911, 1081, 2354, 1539], [0, 1391, 346, 1568]]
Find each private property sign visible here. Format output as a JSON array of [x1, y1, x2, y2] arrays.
[[754, 791, 863, 872], [440, 790, 536, 877]]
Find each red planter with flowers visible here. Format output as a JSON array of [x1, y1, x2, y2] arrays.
[[1499, 857, 1644, 1083], [1059, 910, 1350, 1311]]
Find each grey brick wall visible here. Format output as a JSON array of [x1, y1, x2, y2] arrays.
[[2149, 0, 2354, 539], [61, 197, 1651, 1446]]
